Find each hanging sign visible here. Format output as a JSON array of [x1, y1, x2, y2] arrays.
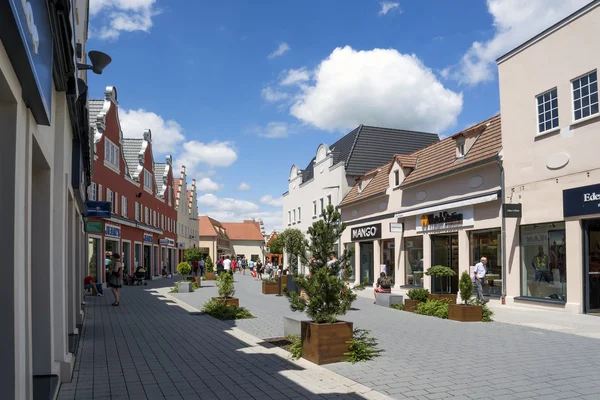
[[503, 203, 522, 218]]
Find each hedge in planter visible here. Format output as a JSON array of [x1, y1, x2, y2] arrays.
[[448, 271, 482, 322], [213, 271, 239, 307], [405, 288, 429, 312], [286, 205, 365, 365]]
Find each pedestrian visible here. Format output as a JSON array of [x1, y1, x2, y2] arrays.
[[473, 257, 488, 303], [107, 253, 123, 306], [232, 258, 238, 273], [216, 257, 224, 275], [199, 257, 205, 276], [241, 257, 247, 275], [192, 260, 199, 276], [84, 275, 103, 296], [223, 255, 232, 275], [266, 260, 273, 278], [256, 259, 263, 280]]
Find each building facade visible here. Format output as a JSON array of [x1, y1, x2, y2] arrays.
[[282, 125, 439, 272], [88, 87, 179, 281], [498, 0, 600, 314], [175, 166, 199, 262], [1, 0, 94, 398], [199, 216, 265, 262]]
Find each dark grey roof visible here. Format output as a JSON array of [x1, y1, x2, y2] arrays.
[[88, 99, 104, 126], [299, 125, 438, 182], [122, 139, 143, 178], [155, 163, 166, 194]]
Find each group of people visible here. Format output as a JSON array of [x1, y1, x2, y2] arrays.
[[84, 252, 123, 306]]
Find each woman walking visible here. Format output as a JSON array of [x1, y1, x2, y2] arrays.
[[108, 253, 123, 306]]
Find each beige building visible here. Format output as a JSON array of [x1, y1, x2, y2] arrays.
[[498, 0, 600, 314], [199, 216, 265, 262], [174, 166, 199, 261], [339, 116, 503, 300]]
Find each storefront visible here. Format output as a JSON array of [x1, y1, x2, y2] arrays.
[[104, 224, 121, 271], [348, 223, 382, 285]]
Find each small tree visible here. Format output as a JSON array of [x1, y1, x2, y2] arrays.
[[216, 272, 235, 298], [286, 205, 365, 324], [278, 228, 308, 275], [268, 236, 284, 255], [459, 271, 473, 305], [177, 261, 192, 277], [205, 255, 214, 272], [184, 248, 203, 263], [425, 265, 456, 293]]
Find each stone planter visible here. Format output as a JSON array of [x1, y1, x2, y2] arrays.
[[404, 299, 421, 312], [204, 272, 215, 280], [178, 281, 193, 293], [301, 321, 353, 365], [428, 294, 457, 304], [212, 297, 239, 307], [262, 281, 279, 294], [448, 304, 482, 322]]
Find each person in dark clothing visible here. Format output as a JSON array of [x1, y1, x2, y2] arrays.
[[374, 272, 392, 303]]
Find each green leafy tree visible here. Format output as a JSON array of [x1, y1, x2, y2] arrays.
[[205, 255, 214, 273], [278, 228, 308, 275], [459, 270, 473, 305], [184, 248, 203, 263], [177, 261, 192, 277], [285, 205, 365, 324], [268, 236, 284, 255], [216, 271, 235, 298]]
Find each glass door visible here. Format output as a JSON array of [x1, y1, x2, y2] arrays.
[[144, 245, 152, 279], [587, 220, 600, 313], [431, 234, 459, 293], [359, 242, 374, 285]]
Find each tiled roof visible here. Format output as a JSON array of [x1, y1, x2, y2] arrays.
[[339, 162, 392, 207], [88, 99, 104, 126], [394, 154, 417, 169], [401, 114, 502, 187], [199, 216, 217, 236], [155, 163, 166, 193], [221, 220, 264, 241], [122, 139, 143, 178]]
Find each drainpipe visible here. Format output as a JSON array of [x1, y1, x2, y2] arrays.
[[497, 157, 507, 303]]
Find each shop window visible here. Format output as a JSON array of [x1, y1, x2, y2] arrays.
[[520, 222, 566, 301], [345, 243, 356, 281], [470, 229, 502, 296], [404, 236, 423, 287], [380, 239, 395, 284]]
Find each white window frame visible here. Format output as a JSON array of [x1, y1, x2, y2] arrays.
[[327, 195, 332, 206], [104, 138, 120, 171], [536, 88, 559, 134], [145, 207, 149, 225], [98, 185, 103, 201], [135, 202, 140, 221], [91, 182, 97, 201], [114, 192, 119, 215], [122, 197, 128, 218], [320, 198, 324, 212], [107, 188, 113, 213], [288, 211, 291, 224], [572, 70, 598, 122], [298, 207, 301, 222], [313, 200, 317, 217], [394, 170, 400, 186], [292, 209, 296, 223], [153, 211, 157, 227], [143, 169, 153, 193]]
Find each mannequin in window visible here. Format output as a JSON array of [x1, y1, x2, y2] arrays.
[[532, 246, 552, 296]]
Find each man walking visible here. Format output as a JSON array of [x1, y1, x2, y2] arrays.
[[223, 255, 232, 275], [199, 257, 205, 276], [473, 257, 488, 303]]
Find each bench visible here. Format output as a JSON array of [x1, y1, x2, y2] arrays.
[[375, 293, 403, 307], [283, 316, 303, 336]]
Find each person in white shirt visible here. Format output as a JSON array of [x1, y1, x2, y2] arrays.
[[223, 255, 232, 275], [473, 257, 488, 303]]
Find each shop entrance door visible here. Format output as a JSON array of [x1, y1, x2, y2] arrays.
[[359, 242, 374, 285], [144, 245, 152, 279], [585, 219, 600, 313], [431, 234, 459, 294]]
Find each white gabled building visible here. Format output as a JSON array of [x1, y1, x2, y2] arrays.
[[174, 166, 199, 261]]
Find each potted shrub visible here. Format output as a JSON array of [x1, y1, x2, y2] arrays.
[[278, 228, 309, 295], [405, 288, 429, 312], [286, 206, 365, 365], [212, 272, 239, 307], [448, 271, 482, 322], [425, 265, 457, 304], [262, 277, 279, 294], [184, 248, 203, 285], [176, 262, 193, 293], [204, 255, 215, 280]]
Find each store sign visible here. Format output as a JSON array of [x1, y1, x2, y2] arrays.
[[416, 207, 474, 232], [168, 239, 175, 247], [503, 203, 522, 218], [177, 242, 185, 249], [351, 223, 381, 241], [85, 201, 111, 218], [85, 221, 103, 233], [143, 233, 153, 243], [389, 222, 403, 232], [105, 224, 121, 238], [563, 184, 600, 217], [159, 239, 169, 245]]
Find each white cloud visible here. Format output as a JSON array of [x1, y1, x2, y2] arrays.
[[287, 46, 462, 133], [379, 2, 401, 16], [268, 42, 290, 59], [280, 67, 310, 86], [444, 0, 589, 85], [237, 182, 251, 191], [89, 0, 159, 40], [261, 87, 289, 102], [120, 109, 185, 156], [199, 193, 283, 232], [260, 195, 284, 207], [196, 177, 223, 192], [256, 122, 291, 139], [177, 141, 238, 177]]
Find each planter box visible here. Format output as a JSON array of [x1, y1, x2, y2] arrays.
[[301, 321, 353, 365], [279, 275, 290, 286], [404, 299, 421, 312], [262, 281, 279, 295], [428, 294, 457, 304], [204, 272, 215, 280], [178, 282, 192, 293], [448, 304, 482, 322], [375, 293, 403, 307], [212, 297, 239, 307]]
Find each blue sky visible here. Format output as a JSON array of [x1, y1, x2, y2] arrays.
[[87, 0, 590, 232]]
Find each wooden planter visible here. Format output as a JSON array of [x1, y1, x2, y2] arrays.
[[204, 272, 215, 280], [212, 297, 239, 307], [262, 281, 279, 294], [428, 294, 457, 304], [448, 304, 482, 322], [279, 275, 290, 286], [301, 321, 353, 365], [404, 299, 421, 312]]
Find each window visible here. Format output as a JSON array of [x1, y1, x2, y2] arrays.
[[458, 142, 465, 157], [122, 197, 128, 217], [162, 215, 165, 230], [293, 209, 296, 223], [288, 211, 291, 224], [298, 207, 301, 222], [381, 239, 395, 284], [153, 211, 157, 227], [536, 88, 559, 133], [98, 184, 102, 201], [327, 195, 332, 206], [107, 189, 113, 212], [320, 198, 324, 212], [135, 202, 140, 221], [313, 200, 317, 216], [114, 192, 119, 214], [143, 169, 153, 192], [520, 222, 566, 301], [168, 188, 172, 206], [394, 170, 400, 186], [470, 229, 502, 296], [104, 139, 120, 169], [404, 236, 423, 287], [573, 71, 598, 121], [146, 207, 151, 225], [91, 183, 97, 201]]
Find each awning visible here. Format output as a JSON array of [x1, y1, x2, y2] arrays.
[[395, 193, 498, 219]]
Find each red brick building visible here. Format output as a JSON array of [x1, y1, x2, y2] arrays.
[[87, 87, 179, 282]]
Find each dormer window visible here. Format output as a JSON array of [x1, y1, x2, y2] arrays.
[[394, 170, 400, 186], [456, 139, 466, 158]]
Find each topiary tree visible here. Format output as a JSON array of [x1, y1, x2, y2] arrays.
[[425, 265, 456, 293], [184, 248, 203, 263], [285, 205, 365, 324], [216, 271, 235, 298], [177, 261, 192, 277], [407, 288, 430, 302], [278, 228, 308, 275], [205, 255, 214, 273], [459, 270, 473, 305]]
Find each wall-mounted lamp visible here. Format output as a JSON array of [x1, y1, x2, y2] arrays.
[[77, 50, 112, 74], [135, 192, 143, 198]]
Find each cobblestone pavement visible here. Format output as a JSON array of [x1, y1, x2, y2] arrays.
[[57, 277, 390, 400], [170, 273, 600, 400]]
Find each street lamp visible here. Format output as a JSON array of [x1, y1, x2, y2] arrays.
[[77, 50, 112, 74]]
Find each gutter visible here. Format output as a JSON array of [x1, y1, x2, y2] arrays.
[[497, 157, 507, 302]]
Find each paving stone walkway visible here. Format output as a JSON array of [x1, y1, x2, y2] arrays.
[[57, 277, 391, 400], [169, 274, 600, 400]]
